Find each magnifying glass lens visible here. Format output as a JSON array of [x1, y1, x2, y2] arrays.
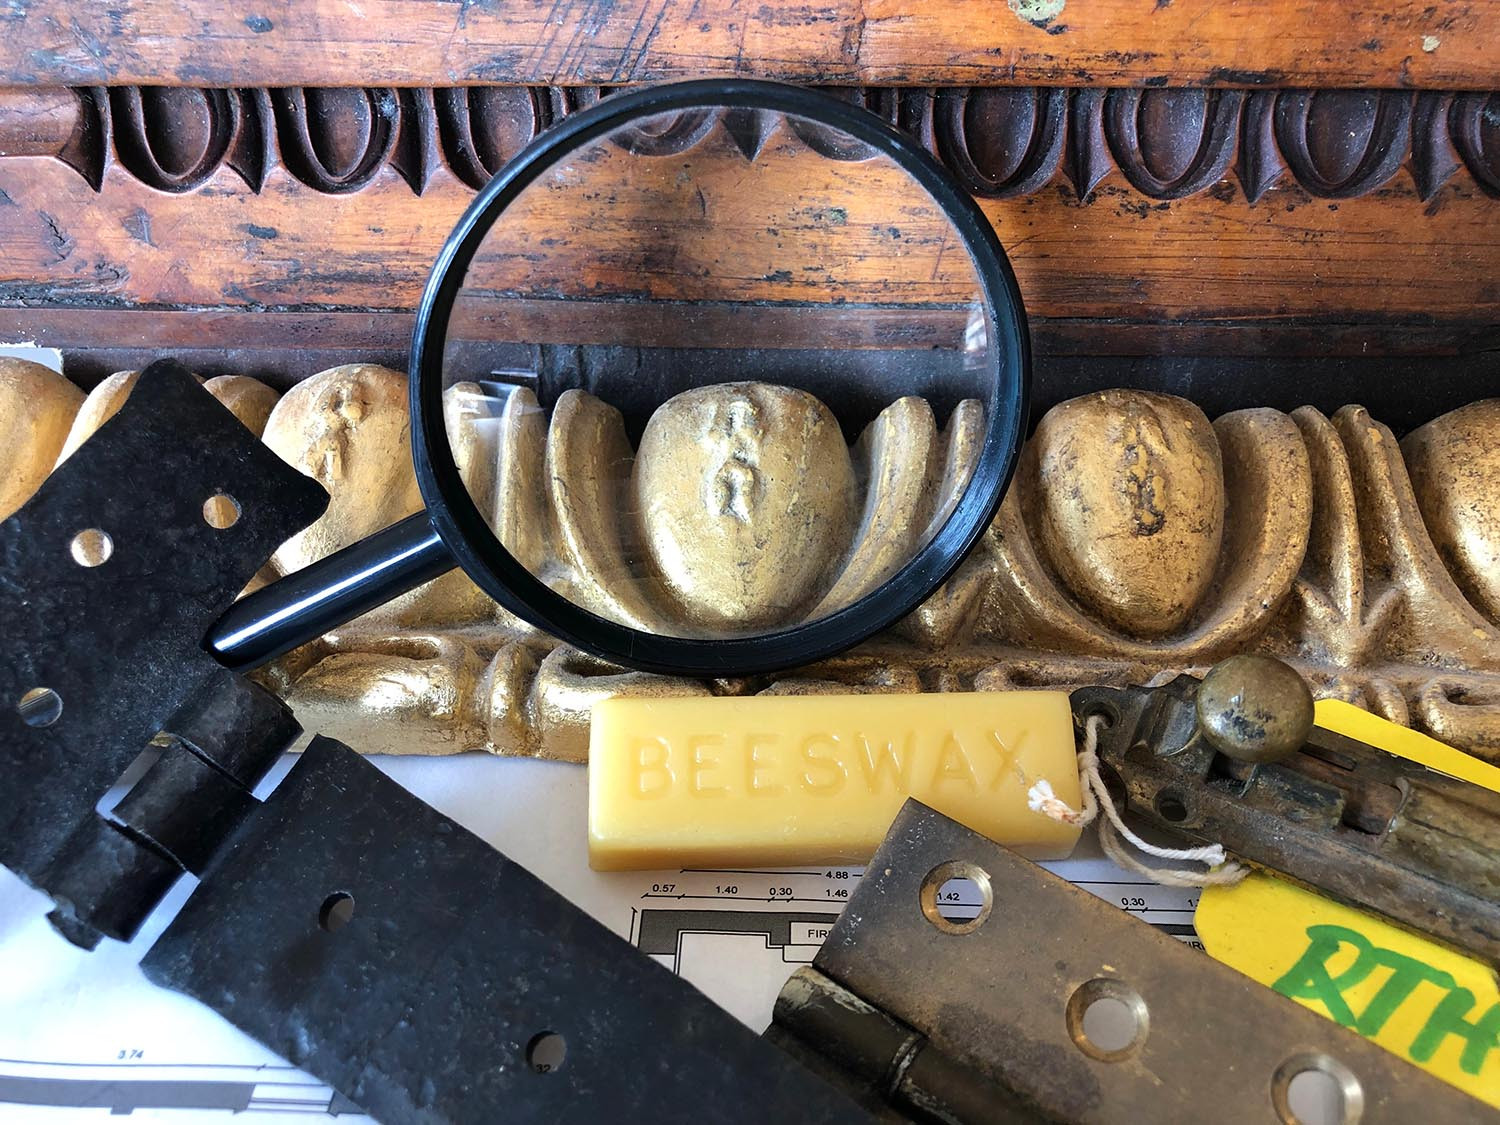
[[439, 99, 995, 642]]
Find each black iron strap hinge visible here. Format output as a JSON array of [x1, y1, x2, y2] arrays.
[[0, 362, 869, 1123], [47, 668, 304, 948], [0, 360, 328, 950]]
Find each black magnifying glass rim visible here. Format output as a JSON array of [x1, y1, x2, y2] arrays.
[[409, 78, 1030, 679]]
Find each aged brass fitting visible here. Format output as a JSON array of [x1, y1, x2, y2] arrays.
[[1195, 654, 1316, 765]]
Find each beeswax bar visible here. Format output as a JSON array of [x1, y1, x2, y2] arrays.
[[588, 691, 1081, 870]]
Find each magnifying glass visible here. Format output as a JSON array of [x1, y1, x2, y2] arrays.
[[207, 80, 1029, 679]]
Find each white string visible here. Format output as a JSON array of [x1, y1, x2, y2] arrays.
[[1028, 713, 1248, 888]]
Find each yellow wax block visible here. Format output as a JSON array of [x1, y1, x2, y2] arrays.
[[587, 691, 1081, 870]]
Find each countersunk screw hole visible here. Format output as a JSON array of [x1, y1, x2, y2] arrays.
[[319, 891, 355, 932], [526, 1031, 566, 1074], [17, 687, 63, 728], [70, 528, 114, 567], [920, 860, 993, 935], [1067, 978, 1149, 1061], [1155, 790, 1189, 823], [203, 494, 241, 529], [1273, 1053, 1363, 1124]]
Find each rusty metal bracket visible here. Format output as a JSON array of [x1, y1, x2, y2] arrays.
[[768, 799, 1492, 1123]]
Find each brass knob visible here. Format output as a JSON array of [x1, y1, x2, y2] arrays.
[[1195, 654, 1314, 765]]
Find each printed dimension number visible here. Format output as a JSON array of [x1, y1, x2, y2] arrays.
[[644, 869, 862, 904]]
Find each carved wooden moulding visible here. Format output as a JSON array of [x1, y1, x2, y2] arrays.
[[7, 358, 1500, 763], [4, 84, 1498, 202]]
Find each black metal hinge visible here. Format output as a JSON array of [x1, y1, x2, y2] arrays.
[[0, 362, 868, 1122]]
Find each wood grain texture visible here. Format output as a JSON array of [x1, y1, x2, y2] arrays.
[[0, 1, 1493, 89], [0, 88, 77, 154], [1, 146, 1496, 323]]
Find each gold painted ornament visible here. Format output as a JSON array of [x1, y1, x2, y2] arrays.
[[12, 364, 1500, 765]]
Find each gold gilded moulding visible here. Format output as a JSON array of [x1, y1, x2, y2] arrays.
[[7, 356, 1500, 764]]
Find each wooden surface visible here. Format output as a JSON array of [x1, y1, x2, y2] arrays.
[[0, 1, 1494, 89], [8, 308, 1497, 363], [0, 12, 1494, 397], [1, 143, 1496, 323], [1, 83, 1495, 336], [7, 86, 1496, 203]]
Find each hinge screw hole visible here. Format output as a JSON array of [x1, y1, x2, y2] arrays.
[[1155, 790, 1190, 823], [1273, 1052, 1363, 1124], [919, 860, 993, 935], [203, 494, 241, 529], [526, 1031, 567, 1074], [17, 687, 63, 728], [318, 891, 355, 932], [70, 528, 113, 567], [1067, 978, 1149, 1061]]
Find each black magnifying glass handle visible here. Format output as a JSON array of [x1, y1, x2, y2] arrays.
[[205, 512, 456, 672]]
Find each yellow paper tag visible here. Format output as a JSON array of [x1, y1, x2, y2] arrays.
[[1313, 698, 1500, 792], [1196, 702, 1500, 1107]]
